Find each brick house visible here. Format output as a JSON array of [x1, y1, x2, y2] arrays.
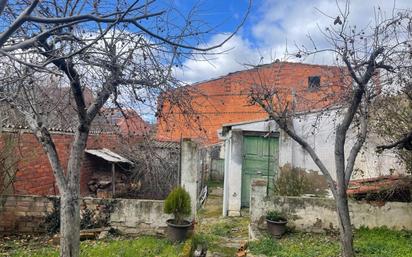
[[155, 62, 406, 216], [156, 62, 346, 144]]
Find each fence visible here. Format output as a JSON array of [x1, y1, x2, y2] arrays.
[[211, 159, 225, 181]]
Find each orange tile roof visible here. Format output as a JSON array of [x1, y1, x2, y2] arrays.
[[347, 175, 412, 199]]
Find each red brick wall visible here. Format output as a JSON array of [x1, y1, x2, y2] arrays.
[[156, 62, 347, 144], [0, 131, 127, 196]]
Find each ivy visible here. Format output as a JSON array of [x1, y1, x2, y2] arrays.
[[43, 198, 118, 234]]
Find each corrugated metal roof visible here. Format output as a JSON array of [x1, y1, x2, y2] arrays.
[[85, 148, 132, 164], [135, 140, 180, 149], [151, 140, 180, 149]]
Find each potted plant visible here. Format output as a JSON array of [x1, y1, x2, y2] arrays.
[[266, 210, 287, 238], [164, 186, 192, 242]]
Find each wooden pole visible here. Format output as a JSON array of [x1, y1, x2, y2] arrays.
[[178, 133, 182, 186], [112, 163, 115, 196]]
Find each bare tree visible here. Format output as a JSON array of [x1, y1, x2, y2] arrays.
[[0, 1, 250, 256], [376, 73, 412, 154], [249, 4, 411, 257]]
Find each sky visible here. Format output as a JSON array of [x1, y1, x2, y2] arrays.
[[170, 0, 411, 84]]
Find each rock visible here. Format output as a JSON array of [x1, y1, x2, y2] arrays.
[[236, 250, 246, 257], [49, 234, 60, 245], [98, 230, 109, 240], [206, 252, 223, 257], [257, 217, 267, 230]]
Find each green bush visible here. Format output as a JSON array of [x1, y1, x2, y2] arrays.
[[266, 210, 286, 222], [164, 186, 191, 225]]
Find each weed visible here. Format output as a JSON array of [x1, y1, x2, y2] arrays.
[[249, 228, 412, 257]]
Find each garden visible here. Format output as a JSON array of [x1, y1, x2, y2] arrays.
[[2, 178, 412, 257], [1, 227, 412, 257]]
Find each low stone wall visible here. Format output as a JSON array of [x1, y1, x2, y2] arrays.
[[109, 199, 171, 235], [0, 195, 52, 233], [0, 195, 171, 235], [250, 180, 412, 232]]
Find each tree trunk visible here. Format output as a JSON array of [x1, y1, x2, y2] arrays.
[[59, 129, 88, 257], [335, 191, 354, 257], [60, 191, 80, 257]]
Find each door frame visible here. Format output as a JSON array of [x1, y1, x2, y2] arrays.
[[242, 131, 280, 137]]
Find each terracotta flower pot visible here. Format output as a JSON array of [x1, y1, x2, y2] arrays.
[[266, 218, 287, 238], [166, 219, 192, 242]]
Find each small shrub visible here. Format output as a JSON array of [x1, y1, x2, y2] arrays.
[[180, 239, 192, 257], [274, 165, 309, 196], [266, 210, 286, 222], [80, 208, 94, 230], [164, 186, 191, 224], [274, 164, 328, 196], [190, 233, 208, 256]]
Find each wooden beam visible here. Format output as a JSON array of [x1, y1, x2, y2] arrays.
[[112, 163, 115, 196]]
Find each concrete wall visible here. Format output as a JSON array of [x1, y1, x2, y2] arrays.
[[0, 195, 171, 235], [108, 199, 171, 235], [180, 139, 199, 218], [224, 130, 243, 216], [250, 180, 412, 232], [286, 109, 404, 180]]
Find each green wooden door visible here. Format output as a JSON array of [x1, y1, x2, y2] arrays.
[[241, 135, 278, 207]]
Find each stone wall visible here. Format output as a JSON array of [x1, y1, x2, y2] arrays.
[[250, 180, 412, 232], [0, 195, 171, 235]]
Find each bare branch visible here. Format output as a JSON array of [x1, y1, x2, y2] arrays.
[[27, 10, 165, 24], [377, 131, 412, 152], [0, 0, 40, 47], [129, 0, 252, 52], [0, 0, 7, 16], [344, 109, 368, 185]]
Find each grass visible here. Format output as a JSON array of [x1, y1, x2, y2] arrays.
[[197, 194, 222, 218], [3, 228, 412, 257], [249, 227, 412, 257], [210, 217, 249, 238], [195, 215, 249, 255], [195, 183, 249, 256], [2, 236, 183, 257]]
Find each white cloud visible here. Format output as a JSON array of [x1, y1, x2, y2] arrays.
[[177, 0, 411, 83], [174, 34, 263, 84]]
